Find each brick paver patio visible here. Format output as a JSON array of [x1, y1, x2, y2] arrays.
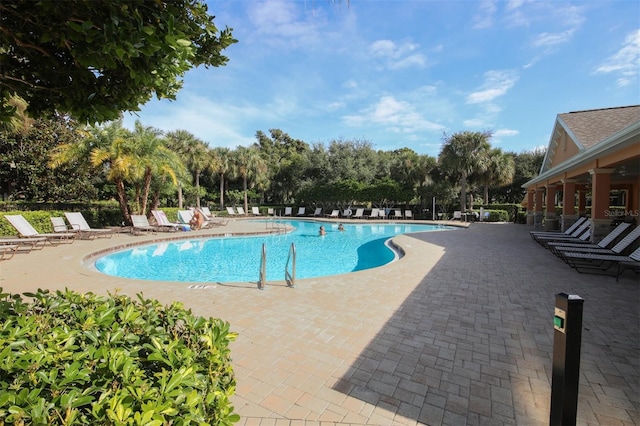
[[0, 219, 638, 425]]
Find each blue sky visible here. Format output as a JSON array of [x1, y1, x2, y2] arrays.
[[122, 0, 639, 157]]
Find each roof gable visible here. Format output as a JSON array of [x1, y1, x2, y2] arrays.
[[541, 105, 640, 173]]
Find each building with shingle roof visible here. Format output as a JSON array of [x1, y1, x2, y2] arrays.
[[522, 105, 640, 241]]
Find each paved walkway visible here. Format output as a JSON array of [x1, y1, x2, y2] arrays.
[[0, 219, 638, 425]]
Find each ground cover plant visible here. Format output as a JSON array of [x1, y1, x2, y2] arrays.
[[0, 288, 239, 425]]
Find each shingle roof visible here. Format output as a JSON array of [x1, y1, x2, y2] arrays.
[[558, 105, 640, 148]]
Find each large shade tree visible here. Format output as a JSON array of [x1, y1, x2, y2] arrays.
[[439, 131, 492, 212], [0, 0, 236, 123]]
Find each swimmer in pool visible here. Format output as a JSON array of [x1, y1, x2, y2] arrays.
[[319, 225, 326, 236]]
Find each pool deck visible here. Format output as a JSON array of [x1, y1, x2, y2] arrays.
[[0, 218, 638, 425]]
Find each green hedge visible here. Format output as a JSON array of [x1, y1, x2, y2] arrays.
[[0, 288, 239, 425], [483, 209, 510, 222]]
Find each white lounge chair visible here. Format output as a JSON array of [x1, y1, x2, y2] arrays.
[[64, 212, 114, 239], [530, 216, 587, 239], [268, 208, 275, 216], [404, 210, 413, 220], [547, 222, 632, 256], [453, 211, 462, 220], [312, 207, 323, 217], [296, 207, 306, 216], [342, 208, 352, 219], [393, 210, 403, 220], [561, 246, 640, 281], [325, 209, 339, 218], [199, 207, 227, 226], [151, 210, 183, 232], [0, 237, 46, 252], [352, 208, 365, 219], [5, 214, 75, 245], [534, 221, 591, 246], [236, 206, 246, 216], [0, 243, 17, 260], [367, 208, 379, 219], [252, 207, 263, 216], [130, 214, 158, 235], [284, 207, 292, 216], [556, 226, 640, 259], [51, 216, 75, 233]]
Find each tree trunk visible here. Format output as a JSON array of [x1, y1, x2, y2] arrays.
[[141, 168, 152, 216], [116, 179, 131, 225], [195, 169, 201, 208], [219, 172, 224, 210], [484, 183, 489, 205], [243, 175, 248, 215], [460, 173, 467, 212]]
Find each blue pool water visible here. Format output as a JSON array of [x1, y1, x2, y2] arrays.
[[94, 220, 454, 283]]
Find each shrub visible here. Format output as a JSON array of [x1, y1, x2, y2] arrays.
[[485, 209, 510, 222], [0, 288, 239, 425]]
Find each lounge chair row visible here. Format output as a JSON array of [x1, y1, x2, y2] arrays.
[[1, 213, 106, 259], [532, 218, 640, 282], [1, 208, 233, 260], [278, 207, 414, 219]]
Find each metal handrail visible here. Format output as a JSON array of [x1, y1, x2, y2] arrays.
[[258, 243, 266, 290], [285, 242, 296, 288]]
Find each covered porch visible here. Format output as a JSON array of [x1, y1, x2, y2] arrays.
[[523, 105, 640, 242]]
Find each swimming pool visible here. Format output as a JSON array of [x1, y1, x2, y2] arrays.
[[94, 220, 455, 283]]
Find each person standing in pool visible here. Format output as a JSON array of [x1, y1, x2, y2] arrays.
[[338, 223, 345, 232], [319, 225, 326, 236]]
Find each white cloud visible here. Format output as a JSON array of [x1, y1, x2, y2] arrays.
[[123, 94, 265, 149], [594, 29, 640, 87], [342, 79, 359, 90], [472, 1, 498, 30], [466, 70, 519, 104], [494, 129, 520, 137], [463, 118, 486, 127], [368, 39, 426, 70], [343, 95, 445, 134], [244, 1, 324, 48], [532, 30, 575, 48]]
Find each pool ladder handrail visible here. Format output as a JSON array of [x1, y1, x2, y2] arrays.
[[265, 218, 287, 234], [285, 242, 296, 288], [258, 243, 266, 290]]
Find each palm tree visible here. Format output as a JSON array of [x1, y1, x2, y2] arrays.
[[0, 95, 33, 136], [165, 130, 209, 208], [439, 131, 491, 212], [129, 121, 182, 215], [50, 120, 135, 222], [88, 124, 138, 224], [480, 148, 515, 204], [208, 147, 231, 210], [232, 146, 267, 214]]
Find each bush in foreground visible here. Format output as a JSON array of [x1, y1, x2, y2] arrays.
[[0, 288, 239, 425]]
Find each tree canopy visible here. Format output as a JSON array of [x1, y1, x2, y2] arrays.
[[0, 0, 236, 123]]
